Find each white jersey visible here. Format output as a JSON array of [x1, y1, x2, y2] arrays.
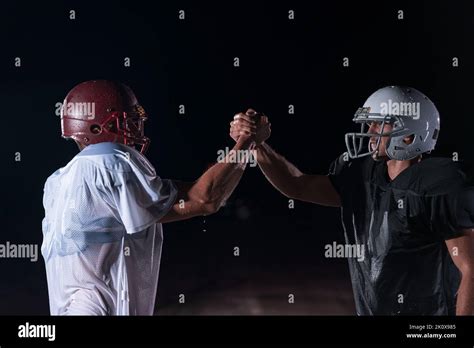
[[41, 142, 177, 315]]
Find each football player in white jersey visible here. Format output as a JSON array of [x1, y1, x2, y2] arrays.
[[41, 80, 258, 315]]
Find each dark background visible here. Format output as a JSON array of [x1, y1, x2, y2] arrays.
[[1, 0, 473, 315]]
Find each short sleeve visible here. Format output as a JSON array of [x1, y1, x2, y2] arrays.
[[455, 186, 474, 230], [327, 153, 355, 197], [429, 186, 474, 240], [109, 171, 178, 234]]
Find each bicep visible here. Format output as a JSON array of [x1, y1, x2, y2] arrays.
[[159, 180, 210, 223], [446, 229, 474, 275]]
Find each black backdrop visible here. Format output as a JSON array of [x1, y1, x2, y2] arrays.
[[1, 0, 473, 315]]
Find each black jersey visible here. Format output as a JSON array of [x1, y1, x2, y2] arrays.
[[328, 154, 474, 315]]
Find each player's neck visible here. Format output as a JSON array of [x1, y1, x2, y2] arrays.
[[386, 156, 422, 181]]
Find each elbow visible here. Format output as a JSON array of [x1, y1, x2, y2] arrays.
[[199, 186, 226, 215], [278, 177, 304, 201], [459, 264, 474, 280], [282, 191, 296, 200], [279, 186, 300, 201], [201, 199, 222, 215], [188, 186, 222, 215]]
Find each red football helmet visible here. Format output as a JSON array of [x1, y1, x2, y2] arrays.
[[61, 80, 150, 154]]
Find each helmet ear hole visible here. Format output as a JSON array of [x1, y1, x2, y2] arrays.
[[90, 124, 102, 134], [403, 134, 415, 145]]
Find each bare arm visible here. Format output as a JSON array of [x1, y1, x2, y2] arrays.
[[255, 142, 341, 207], [229, 111, 341, 207], [446, 230, 474, 315], [160, 134, 254, 223]]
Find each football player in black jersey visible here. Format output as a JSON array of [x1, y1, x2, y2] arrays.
[[229, 86, 474, 315]]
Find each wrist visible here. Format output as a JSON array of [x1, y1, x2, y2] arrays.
[[235, 135, 255, 149], [255, 141, 267, 150]]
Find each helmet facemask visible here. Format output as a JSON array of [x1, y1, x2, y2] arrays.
[[345, 107, 404, 161], [90, 105, 150, 154], [121, 106, 150, 154]]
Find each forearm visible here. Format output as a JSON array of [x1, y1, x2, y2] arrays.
[[255, 142, 305, 198], [190, 136, 255, 213], [456, 272, 474, 315], [161, 136, 254, 223], [446, 232, 474, 315], [254, 142, 340, 206]]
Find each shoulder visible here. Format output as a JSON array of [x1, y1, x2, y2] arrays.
[[328, 152, 374, 176], [52, 143, 158, 191], [408, 157, 469, 195], [74, 142, 155, 176], [411, 158, 474, 230], [327, 153, 377, 196]]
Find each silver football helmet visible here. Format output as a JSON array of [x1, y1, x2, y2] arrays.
[[345, 86, 440, 161]]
